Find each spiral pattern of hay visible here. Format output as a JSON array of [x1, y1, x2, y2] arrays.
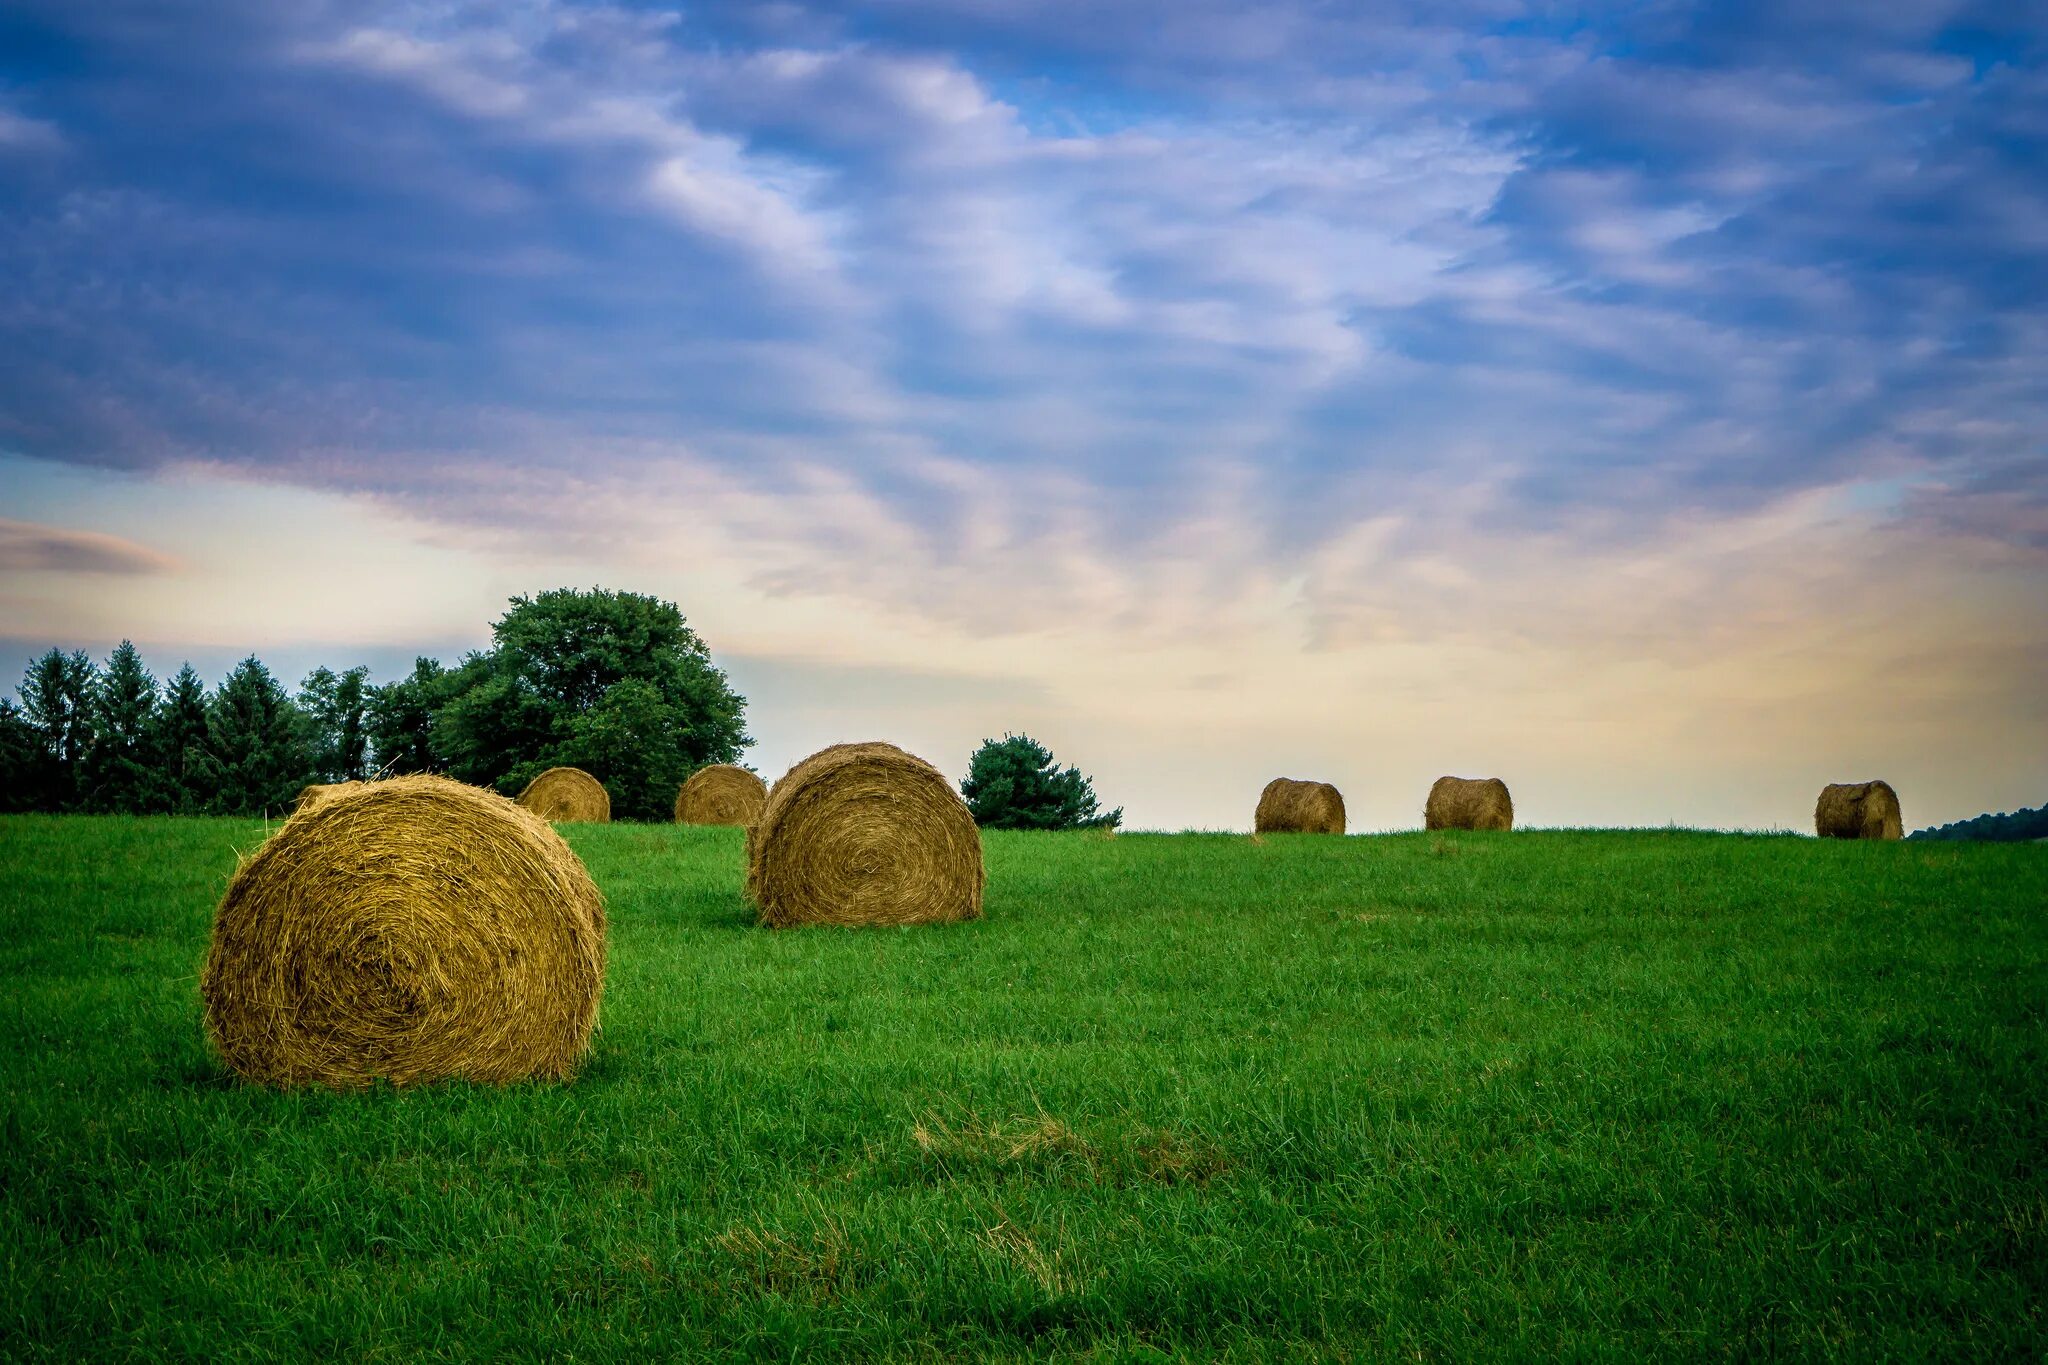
[[292, 781, 362, 816], [1254, 778, 1346, 834], [675, 764, 768, 826], [1815, 780, 1902, 840], [747, 741, 984, 928], [1425, 776, 1514, 831], [516, 766, 611, 823], [201, 774, 606, 1087]]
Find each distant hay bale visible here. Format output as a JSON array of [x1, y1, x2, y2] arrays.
[[200, 774, 606, 1088], [675, 764, 768, 826], [1815, 780, 1902, 840], [292, 781, 361, 816], [746, 741, 984, 928], [1255, 778, 1346, 834], [516, 766, 611, 823], [1425, 776, 1514, 831]]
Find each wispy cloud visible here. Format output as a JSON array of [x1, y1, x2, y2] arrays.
[[0, 518, 178, 574]]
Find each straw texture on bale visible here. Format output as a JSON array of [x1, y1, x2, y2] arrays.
[[1254, 778, 1346, 834], [747, 741, 984, 928], [1815, 780, 1902, 840], [1425, 776, 1514, 831], [516, 766, 611, 823], [201, 774, 606, 1088], [674, 764, 768, 826], [292, 781, 362, 816]]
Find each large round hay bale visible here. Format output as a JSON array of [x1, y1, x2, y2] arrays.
[[675, 764, 768, 826], [200, 774, 606, 1087], [516, 766, 611, 823], [1425, 776, 1514, 831], [292, 781, 361, 816], [746, 741, 984, 928], [1815, 780, 1901, 840], [1255, 778, 1346, 834]]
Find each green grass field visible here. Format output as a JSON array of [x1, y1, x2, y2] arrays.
[[2, 817, 2043, 1361]]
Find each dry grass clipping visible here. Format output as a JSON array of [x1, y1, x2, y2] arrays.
[[1254, 778, 1346, 834], [1815, 780, 1902, 840], [747, 741, 984, 928], [1425, 776, 1514, 831], [201, 774, 607, 1087], [516, 766, 611, 823], [674, 764, 767, 826], [292, 781, 361, 816]]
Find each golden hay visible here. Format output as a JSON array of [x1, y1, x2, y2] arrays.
[[200, 774, 606, 1088], [1425, 776, 1514, 831], [516, 766, 611, 823], [1254, 778, 1346, 834], [746, 741, 984, 928], [292, 781, 362, 815], [675, 764, 768, 826], [1815, 780, 1902, 840]]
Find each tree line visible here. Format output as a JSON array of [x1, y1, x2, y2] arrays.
[[1906, 804, 2048, 843], [0, 589, 751, 820]]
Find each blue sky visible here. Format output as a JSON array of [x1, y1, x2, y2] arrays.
[[1, 0, 2043, 829]]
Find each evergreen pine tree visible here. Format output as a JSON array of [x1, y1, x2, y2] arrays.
[[82, 641, 158, 813], [204, 656, 312, 815], [0, 699, 39, 813], [960, 734, 1122, 831], [146, 664, 213, 813], [18, 649, 98, 811]]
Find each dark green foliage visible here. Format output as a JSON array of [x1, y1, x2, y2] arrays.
[[365, 657, 449, 776], [201, 656, 313, 815], [298, 665, 371, 781], [1, 824, 2043, 1358], [146, 663, 214, 813], [1909, 802, 2048, 842], [961, 732, 1121, 830], [433, 588, 750, 819], [0, 700, 36, 812], [81, 641, 157, 813], [17, 648, 96, 810]]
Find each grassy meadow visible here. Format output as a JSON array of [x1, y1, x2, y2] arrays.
[[1, 816, 2043, 1360]]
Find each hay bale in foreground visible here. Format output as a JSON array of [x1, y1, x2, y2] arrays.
[[1815, 780, 1902, 840], [747, 741, 984, 928], [675, 764, 768, 826], [1425, 776, 1514, 831], [201, 774, 606, 1088], [517, 766, 611, 823], [1255, 778, 1346, 834], [292, 781, 361, 816]]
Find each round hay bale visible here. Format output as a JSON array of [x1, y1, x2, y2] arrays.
[[746, 741, 984, 928], [1815, 780, 1901, 840], [200, 774, 606, 1087], [516, 766, 611, 823], [675, 764, 768, 826], [1254, 778, 1346, 834], [1425, 776, 1514, 831], [292, 781, 362, 816]]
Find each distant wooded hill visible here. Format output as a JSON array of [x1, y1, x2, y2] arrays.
[[1907, 804, 2048, 842]]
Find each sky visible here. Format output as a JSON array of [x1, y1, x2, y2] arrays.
[[1, 0, 2044, 831]]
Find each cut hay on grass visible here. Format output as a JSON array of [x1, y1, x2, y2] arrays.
[[675, 764, 768, 826], [747, 741, 984, 928], [1254, 778, 1346, 834], [292, 781, 361, 816], [517, 766, 611, 823], [1815, 780, 1902, 840], [1425, 776, 1514, 831], [201, 774, 605, 1088]]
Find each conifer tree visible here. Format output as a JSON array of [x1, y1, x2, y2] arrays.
[[299, 665, 371, 781], [146, 663, 213, 813], [18, 649, 97, 811], [83, 641, 158, 813], [204, 656, 312, 815]]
